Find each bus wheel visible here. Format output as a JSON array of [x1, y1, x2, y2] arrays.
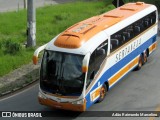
[[97, 84, 107, 103], [136, 55, 143, 70], [142, 51, 147, 65]]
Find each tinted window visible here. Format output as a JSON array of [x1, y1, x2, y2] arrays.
[[86, 40, 108, 87], [110, 11, 156, 53]]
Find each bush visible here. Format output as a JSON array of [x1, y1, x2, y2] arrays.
[[0, 39, 22, 55], [0, 41, 2, 49]]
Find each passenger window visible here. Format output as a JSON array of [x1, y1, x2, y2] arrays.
[[151, 11, 156, 24], [144, 18, 149, 28], [94, 41, 108, 73], [109, 11, 157, 54], [134, 25, 141, 35], [123, 32, 130, 41], [86, 40, 108, 88], [110, 39, 119, 52], [127, 28, 134, 39]]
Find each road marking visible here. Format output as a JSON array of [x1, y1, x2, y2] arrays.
[[149, 104, 160, 120], [0, 83, 38, 102]]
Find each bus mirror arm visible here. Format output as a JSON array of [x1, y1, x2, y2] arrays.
[[33, 44, 47, 65], [82, 53, 90, 73]]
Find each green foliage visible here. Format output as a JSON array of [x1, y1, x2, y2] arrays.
[[0, 1, 114, 77], [0, 39, 22, 55], [103, 0, 113, 5]]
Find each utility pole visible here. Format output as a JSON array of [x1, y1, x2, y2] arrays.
[[27, 0, 36, 47], [117, 0, 119, 7]]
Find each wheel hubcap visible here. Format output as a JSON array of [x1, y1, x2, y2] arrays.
[[144, 53, 147, 63], [101, 87, 106, 99]]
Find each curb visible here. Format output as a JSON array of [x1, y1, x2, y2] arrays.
[[0, 63, 40, 98], [0, 79, 38, 97]]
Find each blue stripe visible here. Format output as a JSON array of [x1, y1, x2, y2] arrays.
[[85, 34, 157, 109]]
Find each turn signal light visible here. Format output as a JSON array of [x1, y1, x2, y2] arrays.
[[33, 56, 38, 65], [82, 66, 88, 73]]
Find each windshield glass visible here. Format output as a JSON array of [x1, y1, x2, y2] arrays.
[[40, 50, 85, 96]]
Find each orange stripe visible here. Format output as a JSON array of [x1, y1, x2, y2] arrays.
[[90, 87, 101, 101], [109, 57, 139, 86], [149, 42, 157, 53]]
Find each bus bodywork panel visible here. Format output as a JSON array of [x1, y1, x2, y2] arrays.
[[85, 24, 157, 109]]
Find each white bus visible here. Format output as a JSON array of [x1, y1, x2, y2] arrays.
[[33, 2, 158, 111]]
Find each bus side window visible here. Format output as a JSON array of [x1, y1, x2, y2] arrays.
[[151, 11, 156, 24], [134, 25, 140, 35], [122, 35, 126, 43], [86, 52, 95, 88], [123, 32, 130, 41], [94, 42, 107, 72], [110, 44, 112, 50], [112, 30, 128, 46], [139, 20, 145, 31], [109, 11, 157, 54], [127, 28, 134, 39], [144, 18, 149, 28], [86, 40, 108, 88], [114, 34, 123, 44], [111, 39, 119, 52]]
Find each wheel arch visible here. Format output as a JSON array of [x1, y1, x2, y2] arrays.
[[146, 48, 149, 57], [104, 81, 109, 92]]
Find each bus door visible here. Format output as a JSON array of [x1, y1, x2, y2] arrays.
[[84, 39, 109, 108]]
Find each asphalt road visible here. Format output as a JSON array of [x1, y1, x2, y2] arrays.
[[0, 34, 160, 120], [0, 0, 73, 12]]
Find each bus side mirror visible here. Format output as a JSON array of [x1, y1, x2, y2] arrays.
[[33, 56, 38, 65], [33, 44, 47, 65], [82, 53, 90, 73]]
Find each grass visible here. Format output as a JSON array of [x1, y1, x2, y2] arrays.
[[0, 1, 114, 77]]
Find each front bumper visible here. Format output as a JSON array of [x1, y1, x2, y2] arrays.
[[38, 97, 86, 112]]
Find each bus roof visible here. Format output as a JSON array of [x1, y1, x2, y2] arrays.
[[53, 2, 151, 49], [45, 2, 157, 55]]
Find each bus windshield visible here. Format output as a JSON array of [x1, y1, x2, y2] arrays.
[[40, 50, 85, 96]]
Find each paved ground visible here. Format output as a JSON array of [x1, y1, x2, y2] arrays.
[[0, 0, 73, 12]]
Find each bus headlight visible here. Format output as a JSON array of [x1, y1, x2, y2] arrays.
[[71, 99, 84, 105], [38, 92, 47, 99]]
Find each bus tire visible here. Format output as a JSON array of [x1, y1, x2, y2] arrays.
[[97, 84, 107, 103], [142, 51, 147, 65], [135, 55, 143, 70]]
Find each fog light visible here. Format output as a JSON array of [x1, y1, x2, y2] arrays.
[[38, 92, 47, 99]]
